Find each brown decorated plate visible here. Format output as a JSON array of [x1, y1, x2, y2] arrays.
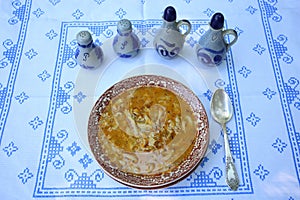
[[88, 75, 209, 189]]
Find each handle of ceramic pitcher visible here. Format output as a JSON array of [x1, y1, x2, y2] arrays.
[[222, 29, 238, 51], [177, 19, 191, 38]]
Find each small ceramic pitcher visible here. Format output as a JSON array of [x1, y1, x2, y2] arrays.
[[75, 30, 103, 69], [153, 6, 191, 59], [196, 12, 238, 66], [113, 19, 140, 58]]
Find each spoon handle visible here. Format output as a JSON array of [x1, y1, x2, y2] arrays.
[[222, 124, 239, 191]]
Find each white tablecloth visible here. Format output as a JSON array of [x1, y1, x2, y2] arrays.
[[1, 0, 299, 199]]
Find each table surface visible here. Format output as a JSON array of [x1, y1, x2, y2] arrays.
[[1, 0, 300, 199]]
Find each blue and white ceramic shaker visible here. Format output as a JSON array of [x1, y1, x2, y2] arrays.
[[196, 12, 238, 66], [75, 30, 103, 69], [113, 19, 140, 58]]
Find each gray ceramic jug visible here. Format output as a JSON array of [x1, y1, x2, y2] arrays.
[[196, 13, 238, 66], [153, 6, 191, 59]]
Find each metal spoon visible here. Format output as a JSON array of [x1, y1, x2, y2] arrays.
[[210, 88, 239, 191]]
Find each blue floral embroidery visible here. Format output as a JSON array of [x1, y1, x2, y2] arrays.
[[25, 48, 38, 59], [29, 116, 43, 130], [73, 92, 86, 103], [38, 70, 51, 81], [209, 139, 222, 154], [115, 8, 127, 19], [246, 6, 257, 15], [238, 66, 252, 78], [253, 164, 269, 181], [246, 112, 261, 127], [32, 8, 44, 18], [15, 92, 29, 104], [18, 168, 34, 184], [3, 141, 18, 157], [272, 138, 287, 153], [67, 142, 81, 156], [263, 88, 276, 100], [49, 0, 60, 6], [253, 44, 266, 55], [203, 8, 215, 17], [94, 0, 105, 4], [72, 9, 84, 20], [79, 154, 93, 169], [46, 29, 58, 40]]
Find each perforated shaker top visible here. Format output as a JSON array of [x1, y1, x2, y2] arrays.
[[117, 19, 132, 34], [76, 31, 93, 45]]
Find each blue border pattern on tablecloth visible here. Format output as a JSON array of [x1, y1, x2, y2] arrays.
[[1, 0, 299, 198], [32, 19, 253, 197], [0, 0, 32, 144], [258, 0, 300, 183]]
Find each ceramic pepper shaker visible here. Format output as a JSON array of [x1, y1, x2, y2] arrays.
[[113, 19, 140, 58], [75, 30, 104, 69], [153, 6, 191, 59], [196, 12, 238, 66]]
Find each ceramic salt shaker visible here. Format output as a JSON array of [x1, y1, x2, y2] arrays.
[[153, 6, 191, 59], [75, 30, 103, 69], [196, 12, 238, 66], [113, 19, 140, 58]]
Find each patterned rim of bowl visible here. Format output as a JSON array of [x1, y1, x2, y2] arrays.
[[88, 75, 209, 189]]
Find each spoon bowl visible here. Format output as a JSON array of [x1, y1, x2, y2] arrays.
[[210, 89, 233, 124], [210, 88, 239, 191]]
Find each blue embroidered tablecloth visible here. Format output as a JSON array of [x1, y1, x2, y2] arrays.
[[1, 0, 299, 199]]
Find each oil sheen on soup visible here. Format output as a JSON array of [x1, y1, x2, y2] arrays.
[[97, 86, 198, 175]]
